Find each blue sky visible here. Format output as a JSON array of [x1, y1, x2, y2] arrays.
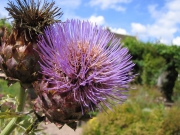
[[0, 0, 180, 45]]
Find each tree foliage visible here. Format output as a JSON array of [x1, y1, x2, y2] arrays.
[[0, 18, 12, 34], [123, 37, 180, 85], [122, 37, 180, 101]]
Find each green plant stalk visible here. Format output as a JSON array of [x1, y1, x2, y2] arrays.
[[0, 85, 27, 135]]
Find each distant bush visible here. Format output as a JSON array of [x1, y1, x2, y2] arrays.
[[0, 18, 12, 34], [158, 107, 180, 135], [141, 53, 166, 85], [0, 79, 20, 96], [123, 38, 180, 85], [83, 105, 180, 135], [123, 37, 180, 101], [82, 103, 165, 135], [82, 86, 180, 135]]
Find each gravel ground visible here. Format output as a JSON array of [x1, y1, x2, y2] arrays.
[[42, 123, 83, 135]]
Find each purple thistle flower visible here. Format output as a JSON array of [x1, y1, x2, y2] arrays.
[[36, 19, 134, 111]]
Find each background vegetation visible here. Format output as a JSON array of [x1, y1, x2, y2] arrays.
[[1, 19, 180, 134], [82, 37, 180, 135], [0, 18, 12, 32]]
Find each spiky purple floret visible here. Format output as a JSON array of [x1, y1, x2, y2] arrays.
[[37, 19, 134, 111]]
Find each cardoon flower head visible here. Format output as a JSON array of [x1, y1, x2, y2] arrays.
[[33, 19, 135, 129]]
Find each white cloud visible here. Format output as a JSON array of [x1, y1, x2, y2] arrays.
[[131, 23, 147, 34], [54, 0, 82, 21], [148, 4, 162, 19], [159, 38, 169, 45], [131, 0, 180, 44], [56, 0, 81, 9], [88, 15, 105, 25], [89, 0, 132, 11], [62, 14, 106, 26], [110, 27, 128, 35], [166, 0, 180, 11], [173, 37, 180, 45]]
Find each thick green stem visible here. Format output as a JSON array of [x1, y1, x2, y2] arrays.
[[0, 85, 27, 135]]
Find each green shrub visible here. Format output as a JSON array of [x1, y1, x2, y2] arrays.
[[173, 71, 180, 102], [123, 38, 180, 88], [141, 53, 166, 86], [0, 18, 12, 35], [82, 102, 165, 135], [82, 86, 180, 135], [128, 85, 162, 108], [0, 79, 20, 96], [158, 107, 180, 135]]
